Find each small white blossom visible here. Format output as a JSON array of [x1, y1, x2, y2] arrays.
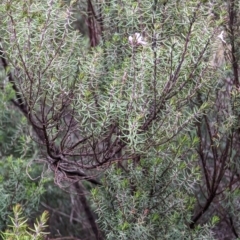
[[128, 33, 147, 47], [217, 31, 226, 44]]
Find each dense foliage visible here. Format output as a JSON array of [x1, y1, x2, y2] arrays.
[[0, 0, 240, 239], [1, 204, 49, 240]]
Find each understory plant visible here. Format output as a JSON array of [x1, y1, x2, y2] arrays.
[[1, 0, 240, 239]]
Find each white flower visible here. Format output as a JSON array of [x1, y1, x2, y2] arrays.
[[128, 33, 147, 46], [217, 31, 226, 44]]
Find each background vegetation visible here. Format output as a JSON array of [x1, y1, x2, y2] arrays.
[[0, 0, 240, 239]]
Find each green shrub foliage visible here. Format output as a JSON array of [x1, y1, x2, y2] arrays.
[[0, 0, 240, 239], [1, 204, 49, 240]]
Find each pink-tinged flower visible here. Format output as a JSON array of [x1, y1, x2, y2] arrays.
[[128, 33, 147, 46]]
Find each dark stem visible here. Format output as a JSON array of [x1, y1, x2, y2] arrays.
[[74, 182, 103, 240], [228, 0, 239, 86]]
